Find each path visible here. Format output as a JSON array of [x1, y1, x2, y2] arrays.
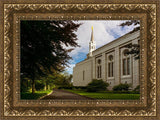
[[40, 89, 94, 100]]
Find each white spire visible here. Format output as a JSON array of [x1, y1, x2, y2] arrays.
[[91, 26, 94, 42], [89, 26, 96, 57]]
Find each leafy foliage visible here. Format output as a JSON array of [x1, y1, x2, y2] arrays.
[[35, 80, 45, 91], [124, 44, 140, 60], [20, 20, 81, 93], [133, 85, 140, 93], [119, 20, 140, 60], [21, 90, 52, 100], [52, 71, 73, 88], [37, 71, 73, 90], [119, 20, 140, 33], [20, 78, 31, 92], [86, 79, 109, 92], [112, 83, 131, 91]]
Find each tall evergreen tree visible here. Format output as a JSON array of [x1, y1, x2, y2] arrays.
[[20, 20, 81, 93]]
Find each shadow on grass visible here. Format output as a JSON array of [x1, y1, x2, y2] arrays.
[[21, 90, 52, 100]]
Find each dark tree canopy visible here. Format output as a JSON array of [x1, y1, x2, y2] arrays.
[[119, 20, 140, 33], [20, 20, 81, 93]]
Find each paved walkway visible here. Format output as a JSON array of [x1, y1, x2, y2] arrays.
[[40, 89, 94, 100]]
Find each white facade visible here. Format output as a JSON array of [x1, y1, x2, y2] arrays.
[[73, 29, 140, 90]]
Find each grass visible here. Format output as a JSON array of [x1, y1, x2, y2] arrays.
[[21, 90, 52, 100], [64, 89, 140, 100]]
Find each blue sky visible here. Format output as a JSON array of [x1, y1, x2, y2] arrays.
[[64, 20, 139, 74]]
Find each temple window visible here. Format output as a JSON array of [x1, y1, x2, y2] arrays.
[[108, 55, 114, 77], [97, 59, 101, 78], [122, 49, 130, 76], [83, 70, 85, 80]]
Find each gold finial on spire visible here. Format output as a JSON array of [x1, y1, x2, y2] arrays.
[[91, 26, 93, 30]]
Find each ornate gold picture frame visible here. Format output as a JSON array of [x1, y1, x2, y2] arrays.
[[0, 0, 160, 119]]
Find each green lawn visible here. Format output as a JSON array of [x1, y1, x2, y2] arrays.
[[64, 89, 140, 100], [21, 90, 52, 100]]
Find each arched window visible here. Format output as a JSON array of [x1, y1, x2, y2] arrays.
[[97, 59, 101, 78], [108, 55, 114, 77], [83, 70, 85, 80], [122, 49, 130, 75]]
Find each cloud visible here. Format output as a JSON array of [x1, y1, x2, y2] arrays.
[[68, 20, 136, 58], [65, 64, 75, 74], [65, 20, 139, 74]]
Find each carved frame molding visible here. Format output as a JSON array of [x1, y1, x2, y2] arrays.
[[0, 1, 159, 119]]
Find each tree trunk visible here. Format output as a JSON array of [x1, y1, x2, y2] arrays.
[[32, 78, 35, 94], [48, 85, 50, 90], [44, 82, 47, 90]]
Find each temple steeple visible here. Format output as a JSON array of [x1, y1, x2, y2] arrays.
[[89, 26, 96, 57], [91, 26, 94, 41]]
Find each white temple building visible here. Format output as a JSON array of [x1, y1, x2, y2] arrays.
[[73, 27, 140, 90]]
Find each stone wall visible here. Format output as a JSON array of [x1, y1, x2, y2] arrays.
[[73, 59, 92, 86], [73, 30, 140, 90]]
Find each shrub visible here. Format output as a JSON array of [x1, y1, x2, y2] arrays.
[[73, 86, 87, 90], [86, 79, 109, 92], [58, 86, 73, 89], [133, 85, 140, 93], [112, 83, 130, 91], [57, 82, 74, 89]]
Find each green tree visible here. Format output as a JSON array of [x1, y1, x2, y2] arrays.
[[20, 20, 81, 93], [39, 71, 73, 90], [52, 72, 73, 88], [40, 73, 56, 90]]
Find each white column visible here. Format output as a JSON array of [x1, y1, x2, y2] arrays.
[[102, 52, 106, 81], [92, 57, 96, 79], [132, 40, 139, 89], [114, 46, 120, 85]]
